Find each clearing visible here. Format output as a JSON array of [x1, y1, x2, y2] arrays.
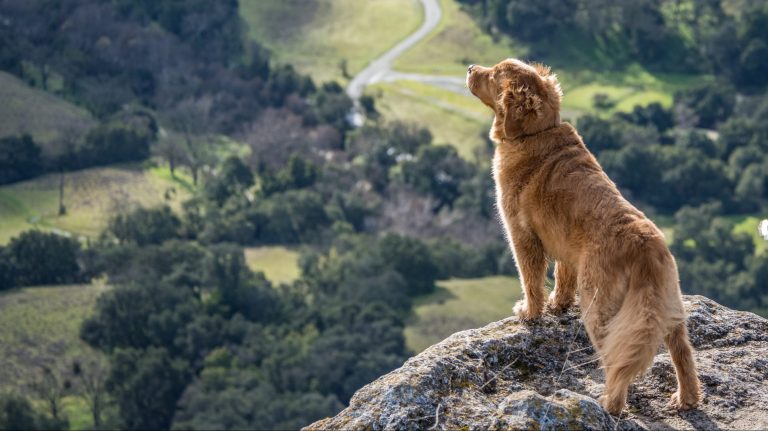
[[405, 276, 521, 353], [0, 165, 191, 244]]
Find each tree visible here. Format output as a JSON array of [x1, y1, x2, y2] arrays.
[[377, 234, 438, 296], [108, 206, 180, 246], [107, 347, 191, 430], [673, 82, 735, 129], [0, 246, 15, 290], [398, 145, 474, 212], [8, 231, 81, 287], [204, 156, 254, 206], [0, 135, 42, 184], [32, 366, 68, 424], [72, 355, 110, 428], [0, 393, 66, 431], [80, 123, 152, 168]]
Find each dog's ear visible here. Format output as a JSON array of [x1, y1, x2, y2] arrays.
[[532, 62, 563, 103], [500, 75, 543, 138]]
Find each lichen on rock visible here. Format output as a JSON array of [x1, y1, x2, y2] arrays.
[[305, 295, 768, 430]]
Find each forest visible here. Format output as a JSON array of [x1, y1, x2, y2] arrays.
[[0, 0, 766, 429]]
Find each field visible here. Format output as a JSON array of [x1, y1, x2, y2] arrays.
[[394, 0, 525, 76], [240, 0, 422, 83], [0, 72, 95, 155], [405, 276, 521, 353], [0, 283, 107, 430], [244, 246, 301, 285], [370, 81, 490, 160], [0, 165, 192, 244]]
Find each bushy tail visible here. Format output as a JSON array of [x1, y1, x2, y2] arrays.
[[599, 255, 683, 413]]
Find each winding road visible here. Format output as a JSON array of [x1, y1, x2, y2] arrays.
[[346, 0, 469, 125]]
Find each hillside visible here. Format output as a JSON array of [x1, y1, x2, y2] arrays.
[[0, 165, 191, 244], [240, 0, 422, 83], [0, 284, 108, 429], [0, 72, 95, 155]]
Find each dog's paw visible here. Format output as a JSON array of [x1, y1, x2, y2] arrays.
[[599, 395, 626, 416], [545, 292, 572, 314], [666, 391, 700, 411], [513, 300, 542, 321]]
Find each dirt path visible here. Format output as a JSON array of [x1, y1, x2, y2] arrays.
[[346, 0, 442, 101], [347, 0, 461, 125]]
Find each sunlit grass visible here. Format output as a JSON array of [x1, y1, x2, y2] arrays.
[[244, 246, 301, 285], [240, 0, 422, 83], [0, 284, 106, 394], [0, 165, 192, 244], [730, 215, 767, 255], [370, 81, 490, 160], [0, 72, 95, 153], [395, 0, 525, 76], [405, 276, 521, 353]]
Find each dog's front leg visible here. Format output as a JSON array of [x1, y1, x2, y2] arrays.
[[507, 225, 548, 320], [548, 261, 577, 313]]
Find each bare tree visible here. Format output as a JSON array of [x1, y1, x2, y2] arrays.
[[163, 97, 215, 186], [72, 355, 110, 428], [32, 365, 68, 422], [153, 129, 186, 178]]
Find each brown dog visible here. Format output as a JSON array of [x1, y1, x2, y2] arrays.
[[466, 59, 701, 414]]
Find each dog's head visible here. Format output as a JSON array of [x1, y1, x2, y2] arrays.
[[466, 58, 562, 143]]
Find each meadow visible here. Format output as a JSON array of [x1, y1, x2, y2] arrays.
[[239, 0, 422, 84], [405, 276, 521, 353], [0, 284, 108, 430], [0, 165, 191, 244], [0, 72, 95, 153]]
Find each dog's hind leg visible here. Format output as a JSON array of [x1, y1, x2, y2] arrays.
[[548, 261, 577, 314], [665, 322, 701, 410]]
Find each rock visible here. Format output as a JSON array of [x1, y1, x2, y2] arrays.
[[305, 296, 768, 430]]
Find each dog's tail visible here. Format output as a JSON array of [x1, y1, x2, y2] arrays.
[[599, 248, 685, 412]]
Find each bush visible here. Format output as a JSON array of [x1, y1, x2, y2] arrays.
[[108, 206, 180, 246], [0, 135, 42, 184], [377, 234, 438, 296], [78, 123, 152, 168], [7, 231, 81, 287]]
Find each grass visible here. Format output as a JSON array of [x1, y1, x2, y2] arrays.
[[404, 276, 521, 353], [0, 164, 192, 244], [394, 0, 525, 76], [559, 68, 707, 117], [244, 246, 301, 285], [730, 215, 767, 255], [0, 284, 106, 421], [240, 0, 423, 83], [0, 72, 95, 156], [370, 81, 490, 160]]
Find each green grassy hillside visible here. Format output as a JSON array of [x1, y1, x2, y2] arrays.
[[0, 165, 192, 244], [405, 276, 521, 353], [394, 0, 524, 76], [0, 283, 107, 430], [0, 72, 95, 156], [240, 0, 422, 83], [370, 82, 490, 160]]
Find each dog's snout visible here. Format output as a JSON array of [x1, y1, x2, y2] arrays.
[[467, 64, 475, 74]]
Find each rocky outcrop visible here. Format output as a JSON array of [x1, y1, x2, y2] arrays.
[[306, 296, 768, 430]]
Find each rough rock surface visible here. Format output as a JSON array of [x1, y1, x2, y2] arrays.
[[306, 295, 768, 430]]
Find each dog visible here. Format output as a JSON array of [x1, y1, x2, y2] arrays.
[[466, 59, 701, 415]]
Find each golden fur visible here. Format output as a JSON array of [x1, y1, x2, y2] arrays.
[[466, 59, 701, 414]]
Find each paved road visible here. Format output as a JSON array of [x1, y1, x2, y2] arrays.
[[346, 0, 443, 124]]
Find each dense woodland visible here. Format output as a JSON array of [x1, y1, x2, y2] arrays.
[[0, 0, 767, 429]]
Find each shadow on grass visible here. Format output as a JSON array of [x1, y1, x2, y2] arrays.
[[411, 285, 458, 307]]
